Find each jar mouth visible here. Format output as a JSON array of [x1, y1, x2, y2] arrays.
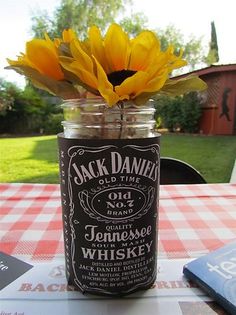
[[62, 107, 155, 113], [61, 97, 104, 107]]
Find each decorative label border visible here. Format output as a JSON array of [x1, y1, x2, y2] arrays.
[[66, 143, 160, 294]]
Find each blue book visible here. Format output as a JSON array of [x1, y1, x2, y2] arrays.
[[183, 241, 236, 315]]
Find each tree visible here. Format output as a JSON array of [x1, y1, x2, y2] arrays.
[[31, 11, 55, 39], [119, 12, 148, 37], [183, 35, 205, 71], [31, 2, 206, 71], [31, 0, 131, 39], [157, 24, 206, 72], [205, 21, 219, 65], [0, 79, 15, 116]]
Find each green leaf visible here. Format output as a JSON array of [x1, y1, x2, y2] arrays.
[[160, 76, 207, 96], [6, 65, 81, 99]]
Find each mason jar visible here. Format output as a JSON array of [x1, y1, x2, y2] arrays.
[[57, 97, 160, 296], [61, 98, 157, 139]]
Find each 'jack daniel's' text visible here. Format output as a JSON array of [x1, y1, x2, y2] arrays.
[[72, 151, 158, 185]]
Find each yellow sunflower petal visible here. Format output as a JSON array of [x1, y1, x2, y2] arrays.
[[104, 23, 130, 72], [7, 55, 30, 67], [70, 39, 94, 73], [140, 70, 169, 94], [144, 48, 186, 81], [165, 46, 187, 72], [133, 30, 160, 51], [80, 39, 91, 55], [44, 33, 57, 50], [54, 38, 61, 48], [26, 39, 64, 80], [62, 29, 77, 42], [72, 64, 98, 90], [93, 57, 120, 106], [88, 26, 109, 73], [115, 69, 169, 100], [60, 57, 98, 90], [54, 29, 77, 48], [129, 31, 160, 71], [115, 71, 149, 99]]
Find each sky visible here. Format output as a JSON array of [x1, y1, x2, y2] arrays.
[[1, 0, 236, 87]]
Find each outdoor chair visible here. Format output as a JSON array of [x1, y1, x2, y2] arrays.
[[160, 157, 207, 185]]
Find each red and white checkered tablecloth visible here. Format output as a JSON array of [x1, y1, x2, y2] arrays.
[[1, 183, 236, 262]]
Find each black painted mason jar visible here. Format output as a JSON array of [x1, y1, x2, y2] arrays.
[[57, 97, 160, 296]]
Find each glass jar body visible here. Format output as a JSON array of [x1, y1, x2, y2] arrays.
[[58, 98, 160, 296], [61, 98, 158, 139]]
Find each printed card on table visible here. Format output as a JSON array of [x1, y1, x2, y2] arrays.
[[0, 251, 33, 290], [183, 241, 236, 315]]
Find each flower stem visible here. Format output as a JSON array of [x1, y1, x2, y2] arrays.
[[118, 101, 124, 139]]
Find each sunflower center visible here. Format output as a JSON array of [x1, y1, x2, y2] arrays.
[[107, 70, 137, 86]]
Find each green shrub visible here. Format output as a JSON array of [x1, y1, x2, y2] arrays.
[[0, 84, 47, 134], [154, 95, 182, 132], [0, 80, 63, 135], [43, 113, 64, 135], [154, 92, 202, 133], [180, 92, 202, 133]]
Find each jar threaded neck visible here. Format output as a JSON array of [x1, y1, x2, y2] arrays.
[[61, 98, 157, 139]]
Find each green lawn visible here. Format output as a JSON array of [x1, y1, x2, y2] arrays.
[[0, 135, 59, 184], [0, 134, 235, 183]]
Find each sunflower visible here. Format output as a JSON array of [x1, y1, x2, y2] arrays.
[[60, 23, 206, 106], [6, 24, 206, 104]]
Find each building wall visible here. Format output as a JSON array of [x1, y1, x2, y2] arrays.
[[199, 71, 236, 135]]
